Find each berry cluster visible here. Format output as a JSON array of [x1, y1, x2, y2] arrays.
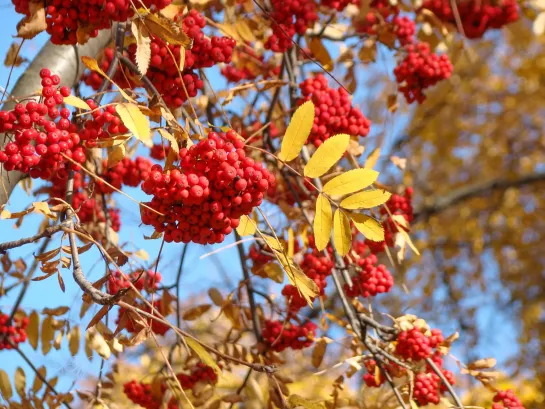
[[12, 0, 170, 45], [0, 69, 86, 179], [321, 0, 357, 12], [221, 47, 281, 83], [492, 390, 525, 409], [79, 100, 130, 146], [363, 321, 455, 406], [107, 269, 162, 295], [261, 319, 317, 352], [344, 252, 394, 298], [422, 0, 519, 39], [394, 43, 453, 104], [84, 11, 234, 108], [118, 300, 171, 336], [150, 144, 170, 161], [298, 74, 371, 146], [0, 311, 29, 350], [97, 157, 153, 194], [141, 131, 275, 244], [124, 364, 217, 409], [395, 327, 443, 360], [264, 0, 318, 53]]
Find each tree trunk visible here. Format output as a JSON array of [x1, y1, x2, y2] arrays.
[[0, 29, 112, 207]]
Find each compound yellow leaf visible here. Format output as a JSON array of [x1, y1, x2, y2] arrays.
[[304, 134, 350, 178], [340, 189, 391, 209], [63, 95, 91, 110], [333, 210, 351, 256], [282, 258, 318, 306], [185, 337, 221, 375], [143, 13, 191, 47], [116, 103, 151, 147], [323, 168, 378, 196], [236, 215, 256, 236], [0, 369, 12, 400], [279, 101, 315, 162], [350, 213, 384, 242], [313, 194, 332, 251]]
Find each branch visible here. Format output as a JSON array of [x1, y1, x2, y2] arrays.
[[413, 170, 545, 221], [0, 224, 63, 253], [1, 29, 112, 207]]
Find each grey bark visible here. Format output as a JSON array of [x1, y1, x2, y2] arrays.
[[0, 29, 112, 207]]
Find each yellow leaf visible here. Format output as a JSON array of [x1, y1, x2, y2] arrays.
[[81, 56, 134, 102], [143, 13, 191, 47], [261, 234, 283, 251], [107, 144, 126, 168], [236, 215, 256, 236], [32, 201, 55, 219], [278, 101, 315, 162], [32, 367, 46, 394], [182, 304, 211, 321], [287, 394, 325, 409], [287, 228, 295, 258], [89, 330, 111, 359], [364, 148, 380, 169], [322, 168, 378, 196], [340, 190, 391, 209], [157, 129, 180, 154], [27, 311, 39, 350], [312, 338, 327, 368], [0, 369, 12, 400], [304, 134, 350, 178], [333, 210, 351, 256], [263, 262, 284, 283], [396, 226, 420, 256], [313, 194, 332, 251], [132, 20, 151, 76], [14, 367, 25, 398], [184, 337, 222, 376], [16, 1, 46, 40], [281, 257, 318, 305], [116, 103, 151, 147], [307, 37, 333, 71], [69, 326, 80, 356], [350, 213, 384, 242], [63, 95, 91, 110]]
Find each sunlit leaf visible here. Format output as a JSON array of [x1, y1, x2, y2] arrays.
[[107, 144, 126, 168], [28, 311, 39, 350], [263, 262, 284, 283], [322, 169, 378, 196], [236, 215, 257, 236], [185, 337, 221, 375], [63, 95, 91, 110], [333, 210, 351, 256], [304, 134, 350, 178], [31, 367, 46, 393], [350, 213, 384, 242], [116, 103, 151, 147], [313, 194, 332, 251], [132, 20, 151, 76], [340, 190, 391, 209], [69, 326, 80, 356], [14, 367, 25, 398], [0, 369, 12, 399], [182, 304, 211, 321], [278, 101, 315, 162], [287, 394, 325, 409]]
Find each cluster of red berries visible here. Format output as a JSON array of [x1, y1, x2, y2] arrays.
[[298, 74, 371, 146], [107, 269, 162, 295], [96, 157, 153, 194], [261, 319, 317, 352], [0, 69, 86, 180], [264, 0, 318, 53], [79, 100, 130, 146], [422, 0, 518, 39], [395, 327, 444, 361], [0, 312, 29, 350], [84, 11, 234, 107], [12, 0, 170, 45], [344, 251, 394, 298], [124, 364, 217, 409], [118, 300, 171, 336], [150, 144, 170, 161], [221, 47, 281, 83], [394, 42, 453, 104], [176, 363, 218, 389], [354, 0, 416, 46], [363, 359, 404, 387], [492, 390, 525, 409], [321, 0, 357, 12], [366, 187, 414, 254], [141, 130, 276, 244]]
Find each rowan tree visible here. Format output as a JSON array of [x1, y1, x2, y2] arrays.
[[0, 1, 542, 409]]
